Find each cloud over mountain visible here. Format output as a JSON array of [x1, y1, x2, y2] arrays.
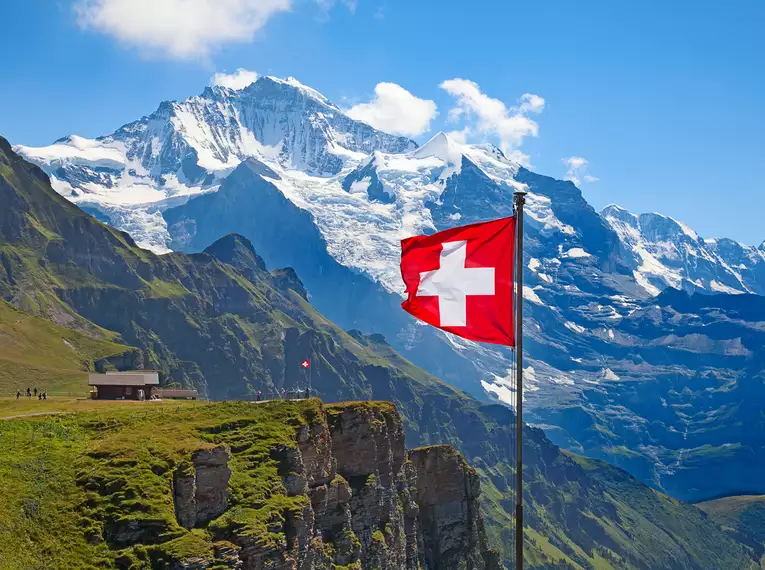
[[562, 156, 598, 186], [439, 78, 544, 166], [211, 68, 260, 90], [74, 0, 292, 59], [346, 82, 438, 137]]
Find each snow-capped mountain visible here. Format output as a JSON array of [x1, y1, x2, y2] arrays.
[[603, 204, 765, 296], [15, 75, 765, 502], [15, 76, 413, 252]]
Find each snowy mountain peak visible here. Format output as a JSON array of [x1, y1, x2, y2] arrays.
[[601, 204, 638, 227], [413, 132, 463, 164], [15, 75, 416, 252], [637, 212, 699, 242], [602, 205, 698, 242], [260, 76, 335, 106], [603, 204, 765, 296]]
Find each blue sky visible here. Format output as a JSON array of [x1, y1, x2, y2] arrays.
[[1, 0, 763, 244]]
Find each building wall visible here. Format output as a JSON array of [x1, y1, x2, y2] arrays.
[[95, 385, 144, 400]]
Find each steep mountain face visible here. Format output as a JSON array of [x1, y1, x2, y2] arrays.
[[15, 76, 414, 252], [602, 204, 765, 296], [14, 77, 765, 506], [163, 158, 497, 396], [3, 136, 761, 569]]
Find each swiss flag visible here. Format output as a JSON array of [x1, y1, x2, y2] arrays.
[[400, 217, 516, 346], [300, 359, 311, 369]]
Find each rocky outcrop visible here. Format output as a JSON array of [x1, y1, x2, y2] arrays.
[[409, 445, 502, 570], [174, 445, 232, 529], [326, 402, 414, 570], [171, 403, 499, 570]]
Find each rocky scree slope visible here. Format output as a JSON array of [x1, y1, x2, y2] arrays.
[[0, 137, 760, 569]]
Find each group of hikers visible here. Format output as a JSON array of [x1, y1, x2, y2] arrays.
[[16, 387, 47, 401]]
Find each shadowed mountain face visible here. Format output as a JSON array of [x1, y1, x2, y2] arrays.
[[2, 137, 761, 569], [15, 76, 765, 505]]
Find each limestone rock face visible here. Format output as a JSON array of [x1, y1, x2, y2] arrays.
[[174, 445, 232, 529], [409, 445, 503, 570], [326, 403, 413, 570], [170, 404, 498, 570]]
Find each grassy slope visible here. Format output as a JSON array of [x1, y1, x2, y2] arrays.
[[0, 300, 134, 394], [698, 495, 765, 560], [0, 399, 323, 569]]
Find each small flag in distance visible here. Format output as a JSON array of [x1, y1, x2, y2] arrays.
[[301, 359, 311, 369]]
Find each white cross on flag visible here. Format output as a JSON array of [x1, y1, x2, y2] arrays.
[[399, 217, 516, 346], [300, 359, 311, 369]]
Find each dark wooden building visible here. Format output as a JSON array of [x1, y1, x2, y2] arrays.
[[88, 371, 160, 400]]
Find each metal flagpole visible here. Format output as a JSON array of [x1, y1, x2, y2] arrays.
[[514, 191, 526, 570]]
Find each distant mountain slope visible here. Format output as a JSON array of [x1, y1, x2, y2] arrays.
[[0, 300, 138, 394], [1, 136, 760, 569], [698, 495, 765, 559], [602, 204, 765, 295], [163, 158, 494, 396]]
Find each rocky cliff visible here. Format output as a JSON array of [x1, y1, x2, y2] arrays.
[[41, 399, 500, 570], [197, 401, 502, 570]]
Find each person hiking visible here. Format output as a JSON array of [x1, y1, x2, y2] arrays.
[[16, 391, 20, 400], [38, 393, 42, 400], [256, 390, 262, 402], [305, 386, 310, 399], [33, 387, 37, 397], [26, 387, 31, 399], [43, 392, 47, 401]]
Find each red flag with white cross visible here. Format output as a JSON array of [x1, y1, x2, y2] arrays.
[[300, 359, 311, 369], [399, 217, 516, 346]]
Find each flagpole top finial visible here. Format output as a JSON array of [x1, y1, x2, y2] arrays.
[[513, 190, 527, 206]]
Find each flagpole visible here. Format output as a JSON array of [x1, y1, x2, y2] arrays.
[[514, 190, 526, 570]]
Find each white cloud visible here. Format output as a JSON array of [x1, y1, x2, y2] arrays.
[[210, 68, 259, 90], [74, 0, 292, 59], [315, 0, 357, 14], [445, 127, 471, 144], [346, 82, 438, 137], [563, 156, 588, 170], [519, 93, 545, 114], [563, 156, 598, 186], [439, 78, 544, 166]]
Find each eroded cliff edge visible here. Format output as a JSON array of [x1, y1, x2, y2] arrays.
[[79, 400, 501, 570]]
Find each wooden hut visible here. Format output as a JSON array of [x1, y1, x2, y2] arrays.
[[88, 371, 160, 400]]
